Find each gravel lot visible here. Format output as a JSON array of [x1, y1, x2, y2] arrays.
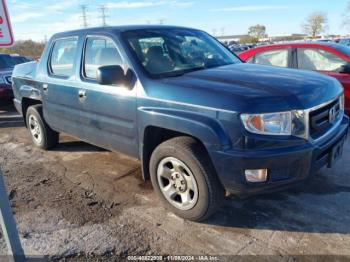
[[1, 100, 350, 260]]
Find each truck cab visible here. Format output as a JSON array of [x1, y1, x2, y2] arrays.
[[11, 26, 349, 221]]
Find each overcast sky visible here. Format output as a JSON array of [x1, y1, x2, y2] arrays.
[[6, 0, 350, 41]]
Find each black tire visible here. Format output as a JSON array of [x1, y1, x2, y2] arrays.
[[149, 136, 225, 221], [26, 105, 59, 150]]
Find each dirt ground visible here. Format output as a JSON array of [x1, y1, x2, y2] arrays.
[[1, 100, 350, 261]]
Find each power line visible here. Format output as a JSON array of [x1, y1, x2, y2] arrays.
[[99, 5, 108, 26], [80, 5, 88, 28]]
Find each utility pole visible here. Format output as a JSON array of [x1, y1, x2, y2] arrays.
[[100, 5, 108, 26], [220, 27, 225, 37], [80, 5, 88, 28]]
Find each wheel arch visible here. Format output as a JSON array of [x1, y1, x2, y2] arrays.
[[138, 107, 231, 181], [22, 97, 42, 127]]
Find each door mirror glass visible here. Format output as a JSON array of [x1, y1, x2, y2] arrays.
[[97, 65, 127, 86]]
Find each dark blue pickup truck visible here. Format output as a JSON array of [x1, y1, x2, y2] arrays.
[[12, 26, 349, 221]]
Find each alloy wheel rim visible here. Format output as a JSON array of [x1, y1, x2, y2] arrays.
[[157, 157, 199, 210], [28, 115, 42, 144]]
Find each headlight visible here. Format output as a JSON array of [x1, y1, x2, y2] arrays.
[[340, 93, 345, 111], [241, 112, 292, 136]]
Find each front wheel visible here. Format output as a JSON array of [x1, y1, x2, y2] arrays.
[[149, 136, 224, 221], [26, 105, 59, 150]]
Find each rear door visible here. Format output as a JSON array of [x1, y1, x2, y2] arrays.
[[295, 47, 350, 113], [77, 35, 138, 157], [43, 36, 85, 138]]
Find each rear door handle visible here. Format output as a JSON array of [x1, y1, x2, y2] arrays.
[[78, 89, 86, 98], [43, 83, 48, 91]]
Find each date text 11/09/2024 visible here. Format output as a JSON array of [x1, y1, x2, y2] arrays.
[[127, 255, 220, 261]]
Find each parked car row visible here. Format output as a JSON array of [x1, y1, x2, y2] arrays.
[[11, 25, 348, 221], [0, 53, 31, 99], [227, 44, 256, 54]]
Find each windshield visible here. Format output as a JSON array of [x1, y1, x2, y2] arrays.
[[0, 55, 15, 69], [122, 28, 241, 78]]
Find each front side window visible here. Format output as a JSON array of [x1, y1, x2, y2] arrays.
[[84, 36, 123, 79], [254, 49, 289, 68], [297, 48, 347, 72], [50, 38, 78, 77], [122, 28, 241, 78]]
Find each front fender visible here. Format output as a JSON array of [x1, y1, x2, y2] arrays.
[[138, 107, 232, 152]]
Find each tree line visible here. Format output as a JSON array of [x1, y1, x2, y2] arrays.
[[0, 40, 46, 59], [240, 1, 350, 44]]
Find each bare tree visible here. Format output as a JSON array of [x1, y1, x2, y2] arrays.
[[302, 12, 328, 38], [239, 35, 258, 44], [248, 24, 266, 40]]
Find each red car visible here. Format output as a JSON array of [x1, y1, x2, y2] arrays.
[[239, 42, 350, 115]]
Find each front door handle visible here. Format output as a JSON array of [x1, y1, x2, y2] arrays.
[[78, 89, 86, 98], [43, 83, 48, 91]]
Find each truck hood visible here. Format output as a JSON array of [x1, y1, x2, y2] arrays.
[[146, 63, 343, 113]]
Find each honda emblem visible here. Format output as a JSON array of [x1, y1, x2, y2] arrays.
[[329, 106, 337, 123]]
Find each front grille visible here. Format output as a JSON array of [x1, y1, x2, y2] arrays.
[[4, 75, 12, 85], [309, 97, 341, 139]]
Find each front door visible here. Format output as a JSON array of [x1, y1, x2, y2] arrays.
[[77, 35, 138, 157]]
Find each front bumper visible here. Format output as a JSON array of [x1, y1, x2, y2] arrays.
[[210, 116, 349, 195]]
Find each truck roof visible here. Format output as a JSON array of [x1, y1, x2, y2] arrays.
[[52, 25, 197, 38]]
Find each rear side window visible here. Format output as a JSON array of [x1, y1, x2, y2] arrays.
[[297, 48, 347, 72], [50, 37, 78, 77], [254, 49, 289, 68], [84, 36, 123, 79]]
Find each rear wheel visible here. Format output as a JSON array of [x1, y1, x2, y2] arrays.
[[26, 105, 59, 150], [150, 136, 224, 221]]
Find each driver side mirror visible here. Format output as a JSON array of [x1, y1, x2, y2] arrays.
[[339, 63, 350, 74], [97, 65, 136, 89]]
